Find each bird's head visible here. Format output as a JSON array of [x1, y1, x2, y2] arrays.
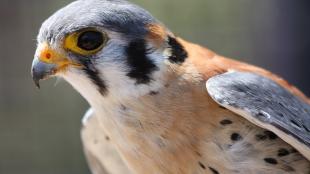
[[31, 0, 188, 104]]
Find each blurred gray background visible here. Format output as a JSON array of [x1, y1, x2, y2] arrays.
[[0, 0, 309, 174]]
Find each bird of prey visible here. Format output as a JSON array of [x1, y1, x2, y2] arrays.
[[31, 0, 310, 173]]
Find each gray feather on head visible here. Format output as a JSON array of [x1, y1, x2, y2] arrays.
[[38, 0, 158, 43]]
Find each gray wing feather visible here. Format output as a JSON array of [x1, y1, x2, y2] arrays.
[[206, 72, 310, 159]]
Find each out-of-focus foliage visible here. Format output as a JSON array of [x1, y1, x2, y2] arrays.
[[0, 0, 309, 174]]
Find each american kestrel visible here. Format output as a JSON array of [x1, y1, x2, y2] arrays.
[[31, 0, 310, 173]]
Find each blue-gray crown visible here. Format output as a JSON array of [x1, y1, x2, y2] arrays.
[[39, 0, 158, 43]]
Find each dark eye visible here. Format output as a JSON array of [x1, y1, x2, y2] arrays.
[[77, 31, 104, 51]]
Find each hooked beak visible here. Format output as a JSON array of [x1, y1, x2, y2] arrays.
[[31, 43, 82, 88], [31, 58, 57, 88]]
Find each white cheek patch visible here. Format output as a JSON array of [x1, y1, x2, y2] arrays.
[[60, 68, 104, 106], [91, 39, 168, 101], [97, 57, 166, 101]]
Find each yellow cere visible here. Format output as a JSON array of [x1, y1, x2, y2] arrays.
[[39, 43, 65, 64], [38, 43, 82, 72]]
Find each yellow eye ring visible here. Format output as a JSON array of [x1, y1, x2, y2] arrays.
[[64, 29, 108, 55]]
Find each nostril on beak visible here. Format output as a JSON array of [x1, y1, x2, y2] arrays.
[[45, 53, 51, 59]]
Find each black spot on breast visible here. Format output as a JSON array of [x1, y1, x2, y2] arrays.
[[120, 105, 127, 111], [278, 148, 290, 157], [149, 91, 159, 96], [264, 131, 278, 140], [290, 148, 298, 153], [195, 151, 202, 157], [167, 36, 188, 64], [126, 39, 159, 84], [220, 119, 233, 125], [208, 167, 219, 174], [105, 136, 110, 141], [255, 134, 267, 141], [231, 133, 243, 141], [198, 162, 206, 170], [264, 158, 278, 165]]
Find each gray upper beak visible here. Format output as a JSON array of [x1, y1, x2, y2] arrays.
[[31, 57, 57, 88]]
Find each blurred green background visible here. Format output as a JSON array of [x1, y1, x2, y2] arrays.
[[0, 0, 309, 174]]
